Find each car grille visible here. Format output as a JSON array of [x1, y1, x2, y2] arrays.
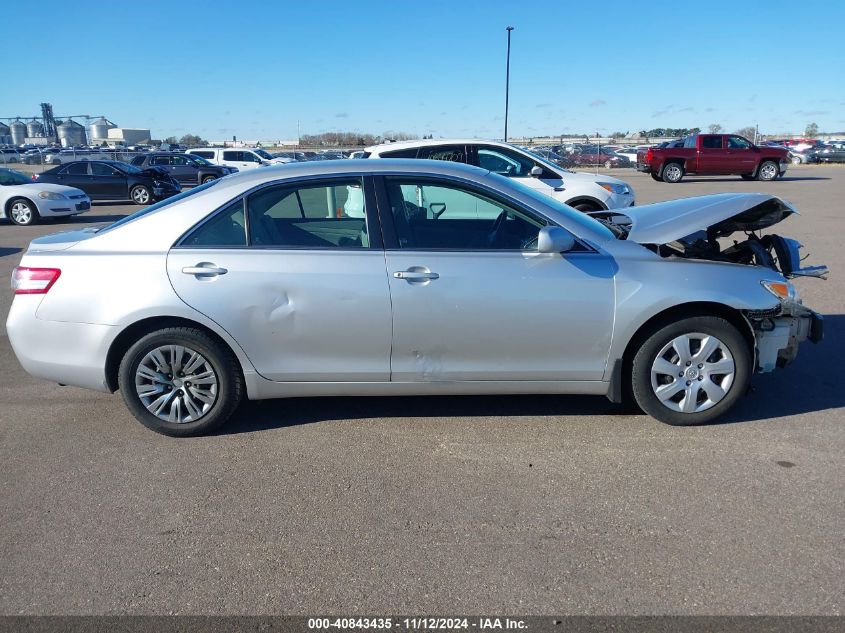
[[69, 194, 87, 200]]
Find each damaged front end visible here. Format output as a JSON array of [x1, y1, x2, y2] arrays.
[[746, 288, 824, 372], [602, 193, 828, 374]]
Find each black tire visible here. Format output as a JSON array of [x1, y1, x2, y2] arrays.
[[630, 316, 751, 426], [756, 160, 779, 181], [7, 198, 40, 226], [118, 327, 243, 436], [572, 201, 602, 213], [130, 184, 152, 205], [661, 162, 684, 183], [650, 171, 663, 182], [201, 175, 217, 184], [740, 174, 754, 180]]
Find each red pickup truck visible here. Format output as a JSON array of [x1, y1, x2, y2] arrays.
[[637, 134, 790, 183]]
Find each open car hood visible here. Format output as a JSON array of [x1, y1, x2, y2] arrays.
[[600, 193, 827, 280], [620, 193, 797, 244]]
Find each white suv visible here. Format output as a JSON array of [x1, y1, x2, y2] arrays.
[[363, 139, 635, 211], [185, 148, 286, 171]]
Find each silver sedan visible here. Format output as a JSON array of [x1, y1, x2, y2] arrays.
[[7, 160, 826, 436]]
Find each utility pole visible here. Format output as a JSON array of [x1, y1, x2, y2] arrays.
[[504, 26, 514, 142]]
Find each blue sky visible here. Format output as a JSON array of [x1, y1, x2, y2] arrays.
[[4, 0, 844, 140]]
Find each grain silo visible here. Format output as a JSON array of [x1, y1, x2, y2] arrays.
[[89, 117, 116, 143], [10, 119, 26, 145], [57, 119, 88, 147], [26, 119, 44, 138]]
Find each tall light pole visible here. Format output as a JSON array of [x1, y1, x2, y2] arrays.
[[504, 26, 514, 142]]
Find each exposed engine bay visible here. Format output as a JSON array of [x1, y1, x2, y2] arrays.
[[595, 194, 829, 279], [657, 230, 829, 279]]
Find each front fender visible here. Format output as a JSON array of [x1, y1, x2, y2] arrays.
[[604, 252, 782, 377]]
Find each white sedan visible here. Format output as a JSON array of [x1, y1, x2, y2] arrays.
[[0, 168, 91, 226]]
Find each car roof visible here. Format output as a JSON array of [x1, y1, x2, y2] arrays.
[[209, 158, 490, 189], [365, 138, 515, 153]]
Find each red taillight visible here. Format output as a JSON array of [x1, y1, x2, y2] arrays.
[[31, 174, 39, 181], [11, 267, 61, 295], [646, 149, 653, 162]]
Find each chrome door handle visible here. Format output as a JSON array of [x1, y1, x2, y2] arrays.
[[182, 263, 228, 276], [393, 270, 439, 281]]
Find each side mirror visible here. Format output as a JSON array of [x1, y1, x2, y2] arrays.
[[537, 226, 575, 253], [529, 165, 543, 178]]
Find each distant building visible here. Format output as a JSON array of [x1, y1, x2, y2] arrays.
[[91, 128, 152, 146]]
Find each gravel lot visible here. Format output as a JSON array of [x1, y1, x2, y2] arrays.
[[0, 165, 842, 615]]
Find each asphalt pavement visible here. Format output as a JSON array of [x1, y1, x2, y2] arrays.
[[0, 165, 842, 615]]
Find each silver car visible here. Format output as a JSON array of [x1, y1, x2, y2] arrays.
[[7, 160, 826, 436]]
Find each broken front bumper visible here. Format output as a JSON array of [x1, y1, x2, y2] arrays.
[[751, 307, 823, 373]]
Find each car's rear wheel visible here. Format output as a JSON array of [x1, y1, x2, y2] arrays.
[[8, 198, 39, 226], [201, 175, 217, 184], [118, 327, 243, 436], [757, 160, 779, 181], [630, 316, 751, 426], [604, 160, 613, 168], [661, 162, 684, 183], [130, 185, 151, 205]]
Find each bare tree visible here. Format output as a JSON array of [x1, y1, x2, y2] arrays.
[[707, 123, 723, 134], [734, 126, 756, 141], [805, 122, 819, 138]]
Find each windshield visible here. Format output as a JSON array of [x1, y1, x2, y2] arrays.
[[0, 169, 32, 185], [97, 178, 220, 234], [254, 149, 273, 160], [486, 172, 615, 241]]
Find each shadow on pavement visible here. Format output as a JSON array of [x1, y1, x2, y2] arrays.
[[674, 176, 830, 183], [59, 214, 128, 225], [0, 247, 23, 257], [221, 393, 625, 436]]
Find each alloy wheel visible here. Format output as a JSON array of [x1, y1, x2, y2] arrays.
[[650, 333, 736, 414], [10, 201, 32, 224], [760, 163, 778, 180], [134, 345, 218, 423], [132, 187, 150, 204]]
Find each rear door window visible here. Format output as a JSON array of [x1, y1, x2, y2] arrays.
[[701, 136, 723, 149], [416, 145, 467, 163], [62, 163, 89, 175], [247, 178, 369, 249]]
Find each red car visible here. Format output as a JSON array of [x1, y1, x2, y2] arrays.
[[636, 134, 789, 183], [571, 146, 631, 168]]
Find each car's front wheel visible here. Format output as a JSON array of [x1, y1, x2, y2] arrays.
[[650, 172, 663, 182], [791, 155, 802, 165], [118, 327, 243, 436], [8, 198, 39, 225], [201, 175, 217, 184], [757, 160, 779, 181], [630, 316, 751, 426], [130, 185, 151, 205]]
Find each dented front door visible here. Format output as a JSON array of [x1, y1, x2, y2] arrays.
[[384, 250, 616, 382]]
